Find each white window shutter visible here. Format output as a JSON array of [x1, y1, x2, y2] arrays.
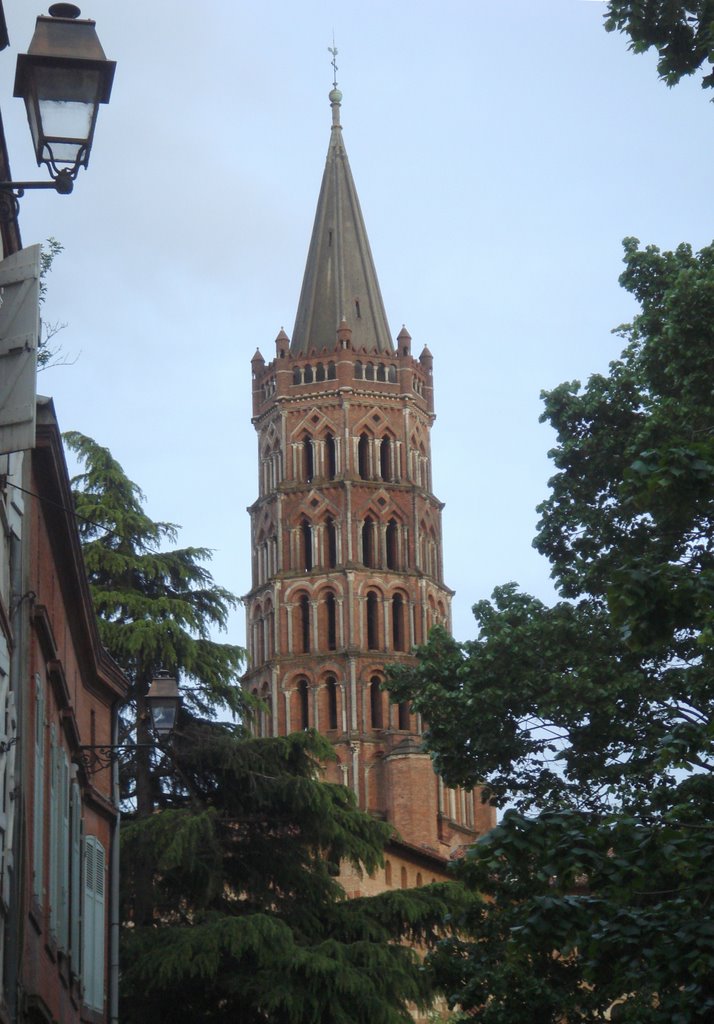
[[70, 778, 81, 968], [48, 725, 58, 935], [82, 836, 105, 1011], [32, 674, 44, 902], [0, 244, 41, 455]]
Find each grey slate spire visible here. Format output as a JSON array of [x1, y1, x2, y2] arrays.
[[290, 87, 393, 356]]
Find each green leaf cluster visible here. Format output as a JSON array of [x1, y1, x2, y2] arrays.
[[605, 1, 714, 91], [388, 238, 714, 1022]]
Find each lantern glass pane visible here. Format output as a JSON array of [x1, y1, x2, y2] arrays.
[[150, 702, 178, 735]]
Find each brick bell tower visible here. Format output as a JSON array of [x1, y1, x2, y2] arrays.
[[244, 84, 493, 877]]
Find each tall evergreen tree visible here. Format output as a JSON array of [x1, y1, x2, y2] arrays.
[[67, 434, 464, 1023]]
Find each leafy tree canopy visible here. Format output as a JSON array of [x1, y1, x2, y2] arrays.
[[605, 1, 714, 91], [389, 238, 714, 1023]]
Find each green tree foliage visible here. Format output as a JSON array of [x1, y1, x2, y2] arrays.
[[65, 431, 244, 723], [120, 723, 464, 1024], [605, 1, 714, 91], [67, 434, 463, 1022], [389, 238, 714, 1023]]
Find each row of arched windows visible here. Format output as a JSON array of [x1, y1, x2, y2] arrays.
[[354, 361, 397, 383], [249, 585, 448, 666], [384, 860, 436, 888], [285, 674, 412, 735], [289, 588, 409, 657], [294, 431, 396, 484], [294, 515, 406, 574], [292, 362, 337, 385]]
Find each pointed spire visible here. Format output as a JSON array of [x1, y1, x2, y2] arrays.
[[290, 85, 393, 356]]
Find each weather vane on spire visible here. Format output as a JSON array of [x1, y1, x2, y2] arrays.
[[328, 37, 338, 89]]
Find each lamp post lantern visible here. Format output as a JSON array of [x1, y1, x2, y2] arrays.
[[145, 671, 181, 738], [2, 3, 114, 200]]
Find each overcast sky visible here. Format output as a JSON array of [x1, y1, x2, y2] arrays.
[[1, 0, 712, 646]]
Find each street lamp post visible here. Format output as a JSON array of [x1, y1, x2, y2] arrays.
[[78, 672, 182, 775], [2, 3, 114, 203]]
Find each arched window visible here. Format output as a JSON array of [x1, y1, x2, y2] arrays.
[[358, 433, 369, 479], [316, 362, 325, 382], [260, 682, 272, 737], [400, 866, 408, 889], [385, 860, 392, 886], [380, 437, 391, 481], [365, 362, 375, 381], [386, 518, 398, 570], [326, 676, 338, 730], [388, 364, 397, 383], [298, 678, 309, 730], [301, 517, 313, 571], [366, 591, 379, 650], [300, 594, 310, 653], [392, 593, 405, 651], [326, 432, 337, 479], [376, 363, 386, 382], [326, 516, 337, 568], [326, 592, 337, 651], [362, 516, 375, 568], [370, 676, 383, 730], [416, 872, 423, 887], [327, 362, 336, 380], [303, 436, 314, 483], [398, 701, 410, 730], [354, 361, 363, 379], [293, 366, 302, 385], [304, 364, 313, 384]]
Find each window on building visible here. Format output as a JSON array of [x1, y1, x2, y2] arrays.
[[327, 362, 336, 380], [301, 517, 313, 571], [354, 361, 363, 379], [32, 674, 44, 903], [380, 437, 391, 481], [303, 436, 314, 483], [386, 519, 398, 570], [376, 363, 386, 382], [83, 836, 106, 1011], [392, 593, 405, 651], [358, 433, 369, 478], [326, 432, 337, 479], [300, 595, 310, 653], [326, 516, 337, 568], [293, 366, 302, 385], [370, 676, 383, 730], [298, 678, 309, 730], [326, 592, 337, 651], [326, 676, 338, 730], [366, 592, 379, 650], [398, 701, 411, 730], [400, 866, 408, 889], [362, 516, 375, 568], [385, 860, 392, 886], [316, 362, 325, 382], [304, 364, 313, 384], [365, 362, 375, 381]]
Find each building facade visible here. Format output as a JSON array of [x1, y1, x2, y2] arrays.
[[244, 86, 494, 884]]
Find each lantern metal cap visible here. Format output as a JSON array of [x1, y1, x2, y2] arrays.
[[13, 10, 115, 106]]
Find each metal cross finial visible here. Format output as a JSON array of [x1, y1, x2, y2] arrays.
[[328, 38, 338, 88]]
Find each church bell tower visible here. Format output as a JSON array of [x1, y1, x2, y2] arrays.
[[244, 84, 493, 875]]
